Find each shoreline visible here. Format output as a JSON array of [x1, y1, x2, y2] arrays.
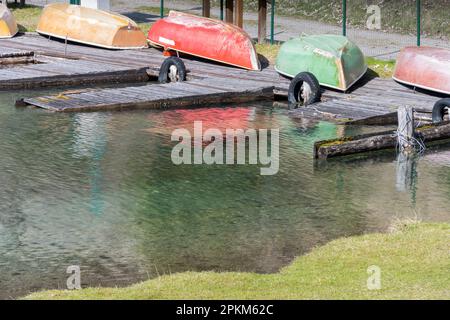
[[23, 222, 450, 300]]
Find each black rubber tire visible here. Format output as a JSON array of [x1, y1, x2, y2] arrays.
[[158, 56, 186, 83], [288, 72, 321, 106], [432, 98, 450, 123]]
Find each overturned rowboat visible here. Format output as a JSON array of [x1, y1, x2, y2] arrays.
[[36, 3, 147, 49], [0, 4, 18, 38], [393, 46, 450, 95], [275, 35, 367, 91], [148, 11, 260, 71]]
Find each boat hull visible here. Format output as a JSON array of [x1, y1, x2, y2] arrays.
[[393, 46, 450, 95], [275, 35, 367, 91], [148, 11, 260, 71], [0, 4, 18, 38], [36, 3, 147, 49]]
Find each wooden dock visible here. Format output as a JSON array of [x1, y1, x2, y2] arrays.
[[21, 78, 274, 112], [0, 33, 444, 120]]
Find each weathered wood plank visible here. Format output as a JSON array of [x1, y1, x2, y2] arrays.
[[235, 0, 244, 28], [258, 0, 267, 43], [23, 81, 274, 112], [0, 32, 442, 125], [314, 121, 450, 159], [202, 0, 211, 17], [225, 0, 234, 23]]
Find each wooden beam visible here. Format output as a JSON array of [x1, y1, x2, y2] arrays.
[[225, 0, 234, 23], [202, 0, 211, 18], [314, 121, 450, 159], [235, 0, 244, 28], [258, 0, 267, 43]]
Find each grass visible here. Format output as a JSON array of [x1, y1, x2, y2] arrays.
[[8, 4, 42, 32], [135, 5, 170, 16], [366, 57, 396, 79], [24, 222, 450, 300], [255, 43, 282, 64]]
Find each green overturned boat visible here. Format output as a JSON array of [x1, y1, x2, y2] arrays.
[[275, 35, 367, 105]]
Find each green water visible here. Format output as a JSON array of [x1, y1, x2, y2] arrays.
[[0, 88, 449, 298]]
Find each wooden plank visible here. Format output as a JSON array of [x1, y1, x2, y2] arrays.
[[225, 0, 234, 23], [202, 0, 211, 18], [235, 0, 244, 28], [23, 81, 274, 112], [314, 121, 450, 159], [0, 33, 442, 126]]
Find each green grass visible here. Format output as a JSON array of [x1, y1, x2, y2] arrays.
[[255, 43, 282, 64], [135, 6, 170, 17], [8, 4, 42, 32], [24, 222, 450, 300], [366, 57, 396, 78]]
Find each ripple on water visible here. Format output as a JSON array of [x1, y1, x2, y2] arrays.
[[0, 90, 449, 298]]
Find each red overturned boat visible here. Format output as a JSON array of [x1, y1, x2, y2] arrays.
[[393, 46, 450, 95], [148, 11, 260, 71]]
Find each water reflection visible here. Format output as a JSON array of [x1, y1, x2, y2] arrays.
[[72, 113, 108, 215], [0, 90, 449, 299], [395, 153, 419, 206]]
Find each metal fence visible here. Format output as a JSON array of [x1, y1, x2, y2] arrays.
[[268, 0, 450, 59], [345, 0, 450, 59], [23, 0, 450, 59], [154, 0, 450, 59], [345, 0, 420, 59]]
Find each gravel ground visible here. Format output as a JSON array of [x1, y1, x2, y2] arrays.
[[27, 0, 450, 59]]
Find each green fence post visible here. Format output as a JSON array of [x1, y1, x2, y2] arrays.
[[270, 0, 275, 44], [220, 0, 224, 20], [342, 0, 347, 36], [416, 0, 421, 46], [160, 0, 164, 18]]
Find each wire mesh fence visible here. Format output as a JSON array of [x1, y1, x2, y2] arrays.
[[420, 0, 450, 49], [15, 0, 450, 59], [345, 0, 419, 59]]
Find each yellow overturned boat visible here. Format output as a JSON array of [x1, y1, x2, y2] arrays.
[[36, 3, 147, 49], [0, 4, 18, 38]]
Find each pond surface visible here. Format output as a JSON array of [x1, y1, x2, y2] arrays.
[[0, 88, 449, 299]]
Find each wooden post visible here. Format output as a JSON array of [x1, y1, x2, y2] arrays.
[[397, 106, 415, 153], [258, 0, 267, 43], [225, 0, 234, 24], [202, 0, 211, 18], [235, 0, 244, 28], [396, 153, 416, 192], [270, 0, 275, 44]]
